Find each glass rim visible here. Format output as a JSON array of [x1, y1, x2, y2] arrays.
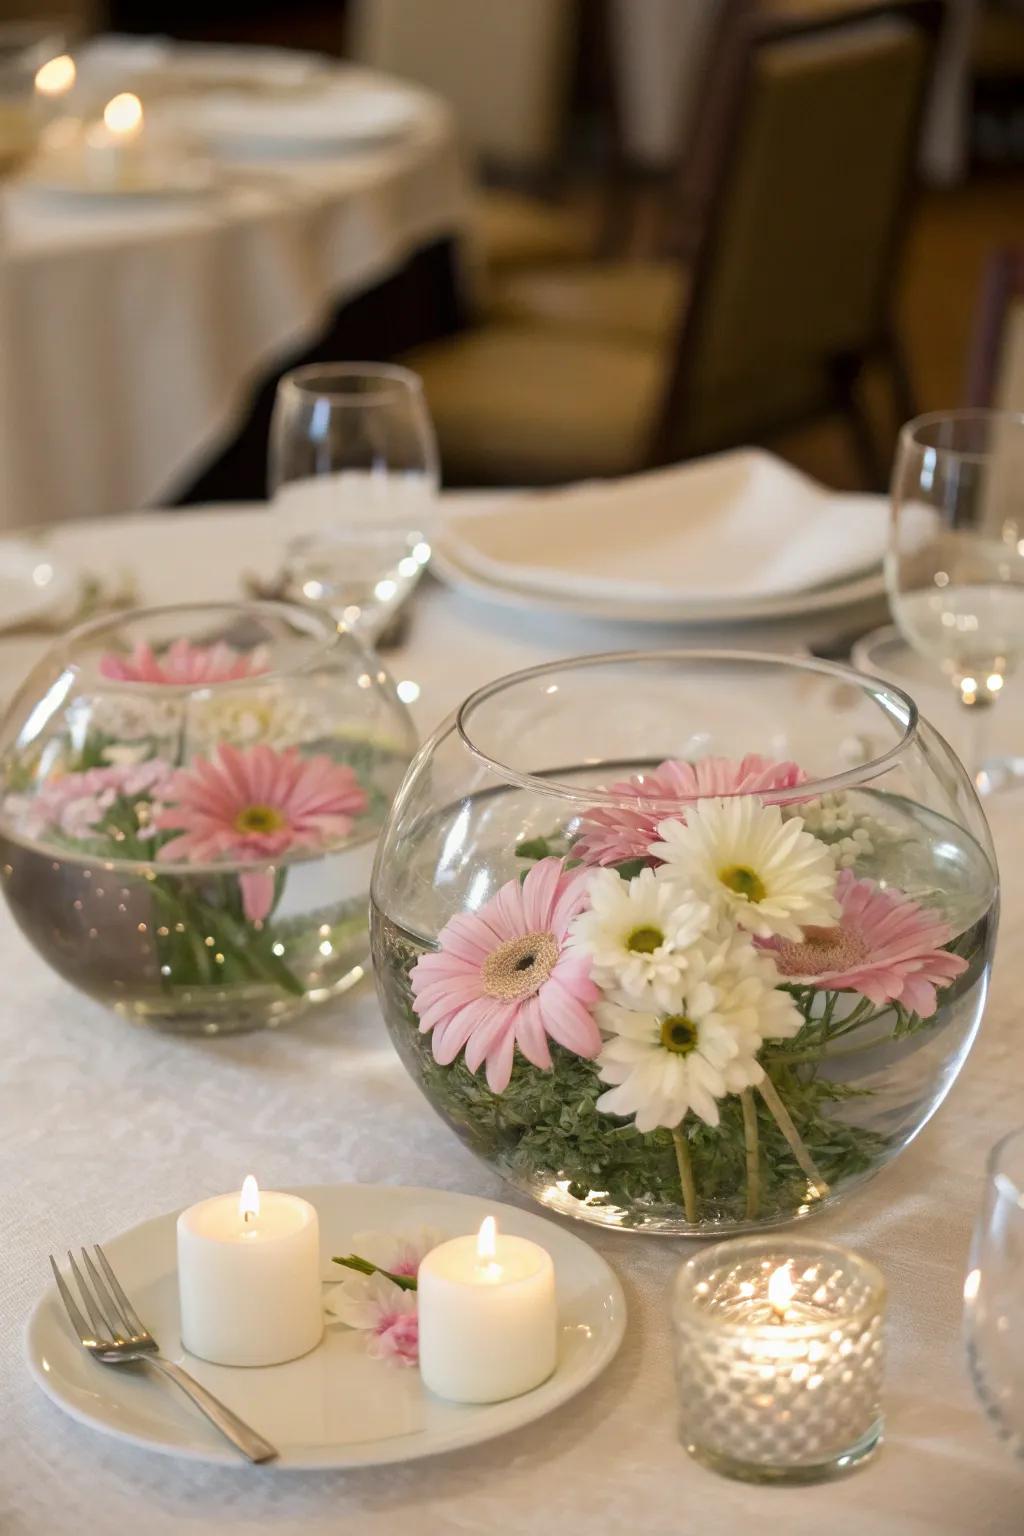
[[988, 1124, 1024, 1208], [454, 649, 919, 806], [51, 599, 358, 693], [276, 361, 426, 406], [672, 1236, 887, 1339], [898, 408, 1024, 464]]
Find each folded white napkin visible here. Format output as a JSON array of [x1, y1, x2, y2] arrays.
[[440, 450, 888, 609]]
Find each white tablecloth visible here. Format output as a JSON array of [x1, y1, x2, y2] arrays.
[[0, 49, 469, 533], [0, 505, 1021, 1535]]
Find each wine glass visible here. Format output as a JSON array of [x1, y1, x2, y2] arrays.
[[964, 1126, 1024, 1461], [886, 409, 1024, 795], [268, 363, 439, 642]]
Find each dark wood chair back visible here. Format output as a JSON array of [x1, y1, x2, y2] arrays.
[[650, 1, 944, 469]]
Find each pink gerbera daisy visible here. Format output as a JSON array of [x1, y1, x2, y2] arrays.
[[100, 638, 270, 686], [767, 869, 968, 1017], [154, 743, 367, 922], [573, 754, 808, 867], [411, 857, 601, 1093]]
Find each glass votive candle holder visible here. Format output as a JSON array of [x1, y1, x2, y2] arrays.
[[673, 1236, 886, 1485]]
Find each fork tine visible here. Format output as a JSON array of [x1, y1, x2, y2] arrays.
[[93, 1245, 149, 1340], [82, 1247, 134, 1339], [49, 1255, 94, 1345], [67, 1249, 120, 1342]]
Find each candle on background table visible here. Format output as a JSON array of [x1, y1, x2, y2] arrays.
[[672, 1236, 886, 1485], [34, 53, 77, 107], [83, 92, 145, 188], [177, 1175, 323, 1367], [418, 1216, 557, 1403]]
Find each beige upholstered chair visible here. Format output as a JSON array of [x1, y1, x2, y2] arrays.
[[348, 0, 590, 270], [405, 1, 941, 486]]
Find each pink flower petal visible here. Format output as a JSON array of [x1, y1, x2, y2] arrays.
[[573, 754, 809, 866], [410, 860, 600, 1091], [239, 869, 275, 924], [765, 869, 967, 1019]]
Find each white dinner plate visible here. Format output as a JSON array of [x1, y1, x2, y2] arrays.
[[26, 1184, 626, 1470], [188, 78, 423, 156], [432, 537, 887, 626], [19, 156, 218, 203], [0, 539, 75, 631]]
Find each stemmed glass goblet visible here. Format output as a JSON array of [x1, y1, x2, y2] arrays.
[[268, 362, 439, 643], [964, 1125, 1024, 1461], [886, 409, 1024, 794]]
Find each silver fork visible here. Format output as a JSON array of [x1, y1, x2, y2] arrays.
[[49, 1246, 278, 1463]]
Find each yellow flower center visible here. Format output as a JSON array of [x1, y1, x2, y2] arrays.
[[719, 864, 766, 903], [626, 925, 664, 955], [235, 803, 285, 835], [482, 931, 559, 1002], [660, 1015, 699, 1055]]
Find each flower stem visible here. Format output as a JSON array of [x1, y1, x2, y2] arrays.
[[332, 1254, 417, 1291], [757, 1075, 831, 1198], [671, 1124, 699, 1224], [741, 1089, 760, 1220]]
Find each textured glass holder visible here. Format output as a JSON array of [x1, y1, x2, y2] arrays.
[[673, 1236, 886, 1485]]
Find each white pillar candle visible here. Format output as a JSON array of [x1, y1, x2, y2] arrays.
[[417, 1217, 557, 1403], [177, 1176, 323, 1367]]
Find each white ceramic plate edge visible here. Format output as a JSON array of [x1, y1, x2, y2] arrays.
[[431, 540, 886, 625], [17, 165, 219, 203], [25, 1184, 627, 1470]]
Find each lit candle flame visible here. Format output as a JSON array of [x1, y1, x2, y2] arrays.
[[35, 54, 76, 97], [239, 1174, 260, 1224], [476, 1215, 497, 1262], [103, 93, 143, 137], [767, 1263, 795, 1316]]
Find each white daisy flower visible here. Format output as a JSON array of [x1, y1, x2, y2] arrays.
[[595, 925, 802, 1131], [569, 866, 711, 1011], [788, 790, 910, 871], [190, 686, 327, 755], [651, 797, 839, 942]]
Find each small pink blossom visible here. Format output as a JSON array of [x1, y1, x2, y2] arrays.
[[100, 638, 270, 686], [573, 755, 809, 867], [326, 1271, 419, 1366], [765, 869, 968, 1017], [19, 758, 175, 842], [368, 1310, 419, 1366], [154, 743, 366, 919], [411, 857, 600, 1093]]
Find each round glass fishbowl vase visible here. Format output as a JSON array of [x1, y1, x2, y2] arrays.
[[0, 602, 416, 1034], [370, 651, 998, 1236]]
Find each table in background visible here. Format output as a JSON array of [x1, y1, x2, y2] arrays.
[[0, 505, 1021, 1535], [0, 43, 469, 531]]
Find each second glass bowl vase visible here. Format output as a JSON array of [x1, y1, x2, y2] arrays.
[[0, 601, 416, 1034], [371, 650, 997, 1235]]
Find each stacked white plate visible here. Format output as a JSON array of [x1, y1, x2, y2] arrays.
[[180, 70, 425, 157], [434, 450, 889, 644]]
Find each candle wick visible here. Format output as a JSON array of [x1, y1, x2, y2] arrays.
[[244, 1209, 253, 1225]]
